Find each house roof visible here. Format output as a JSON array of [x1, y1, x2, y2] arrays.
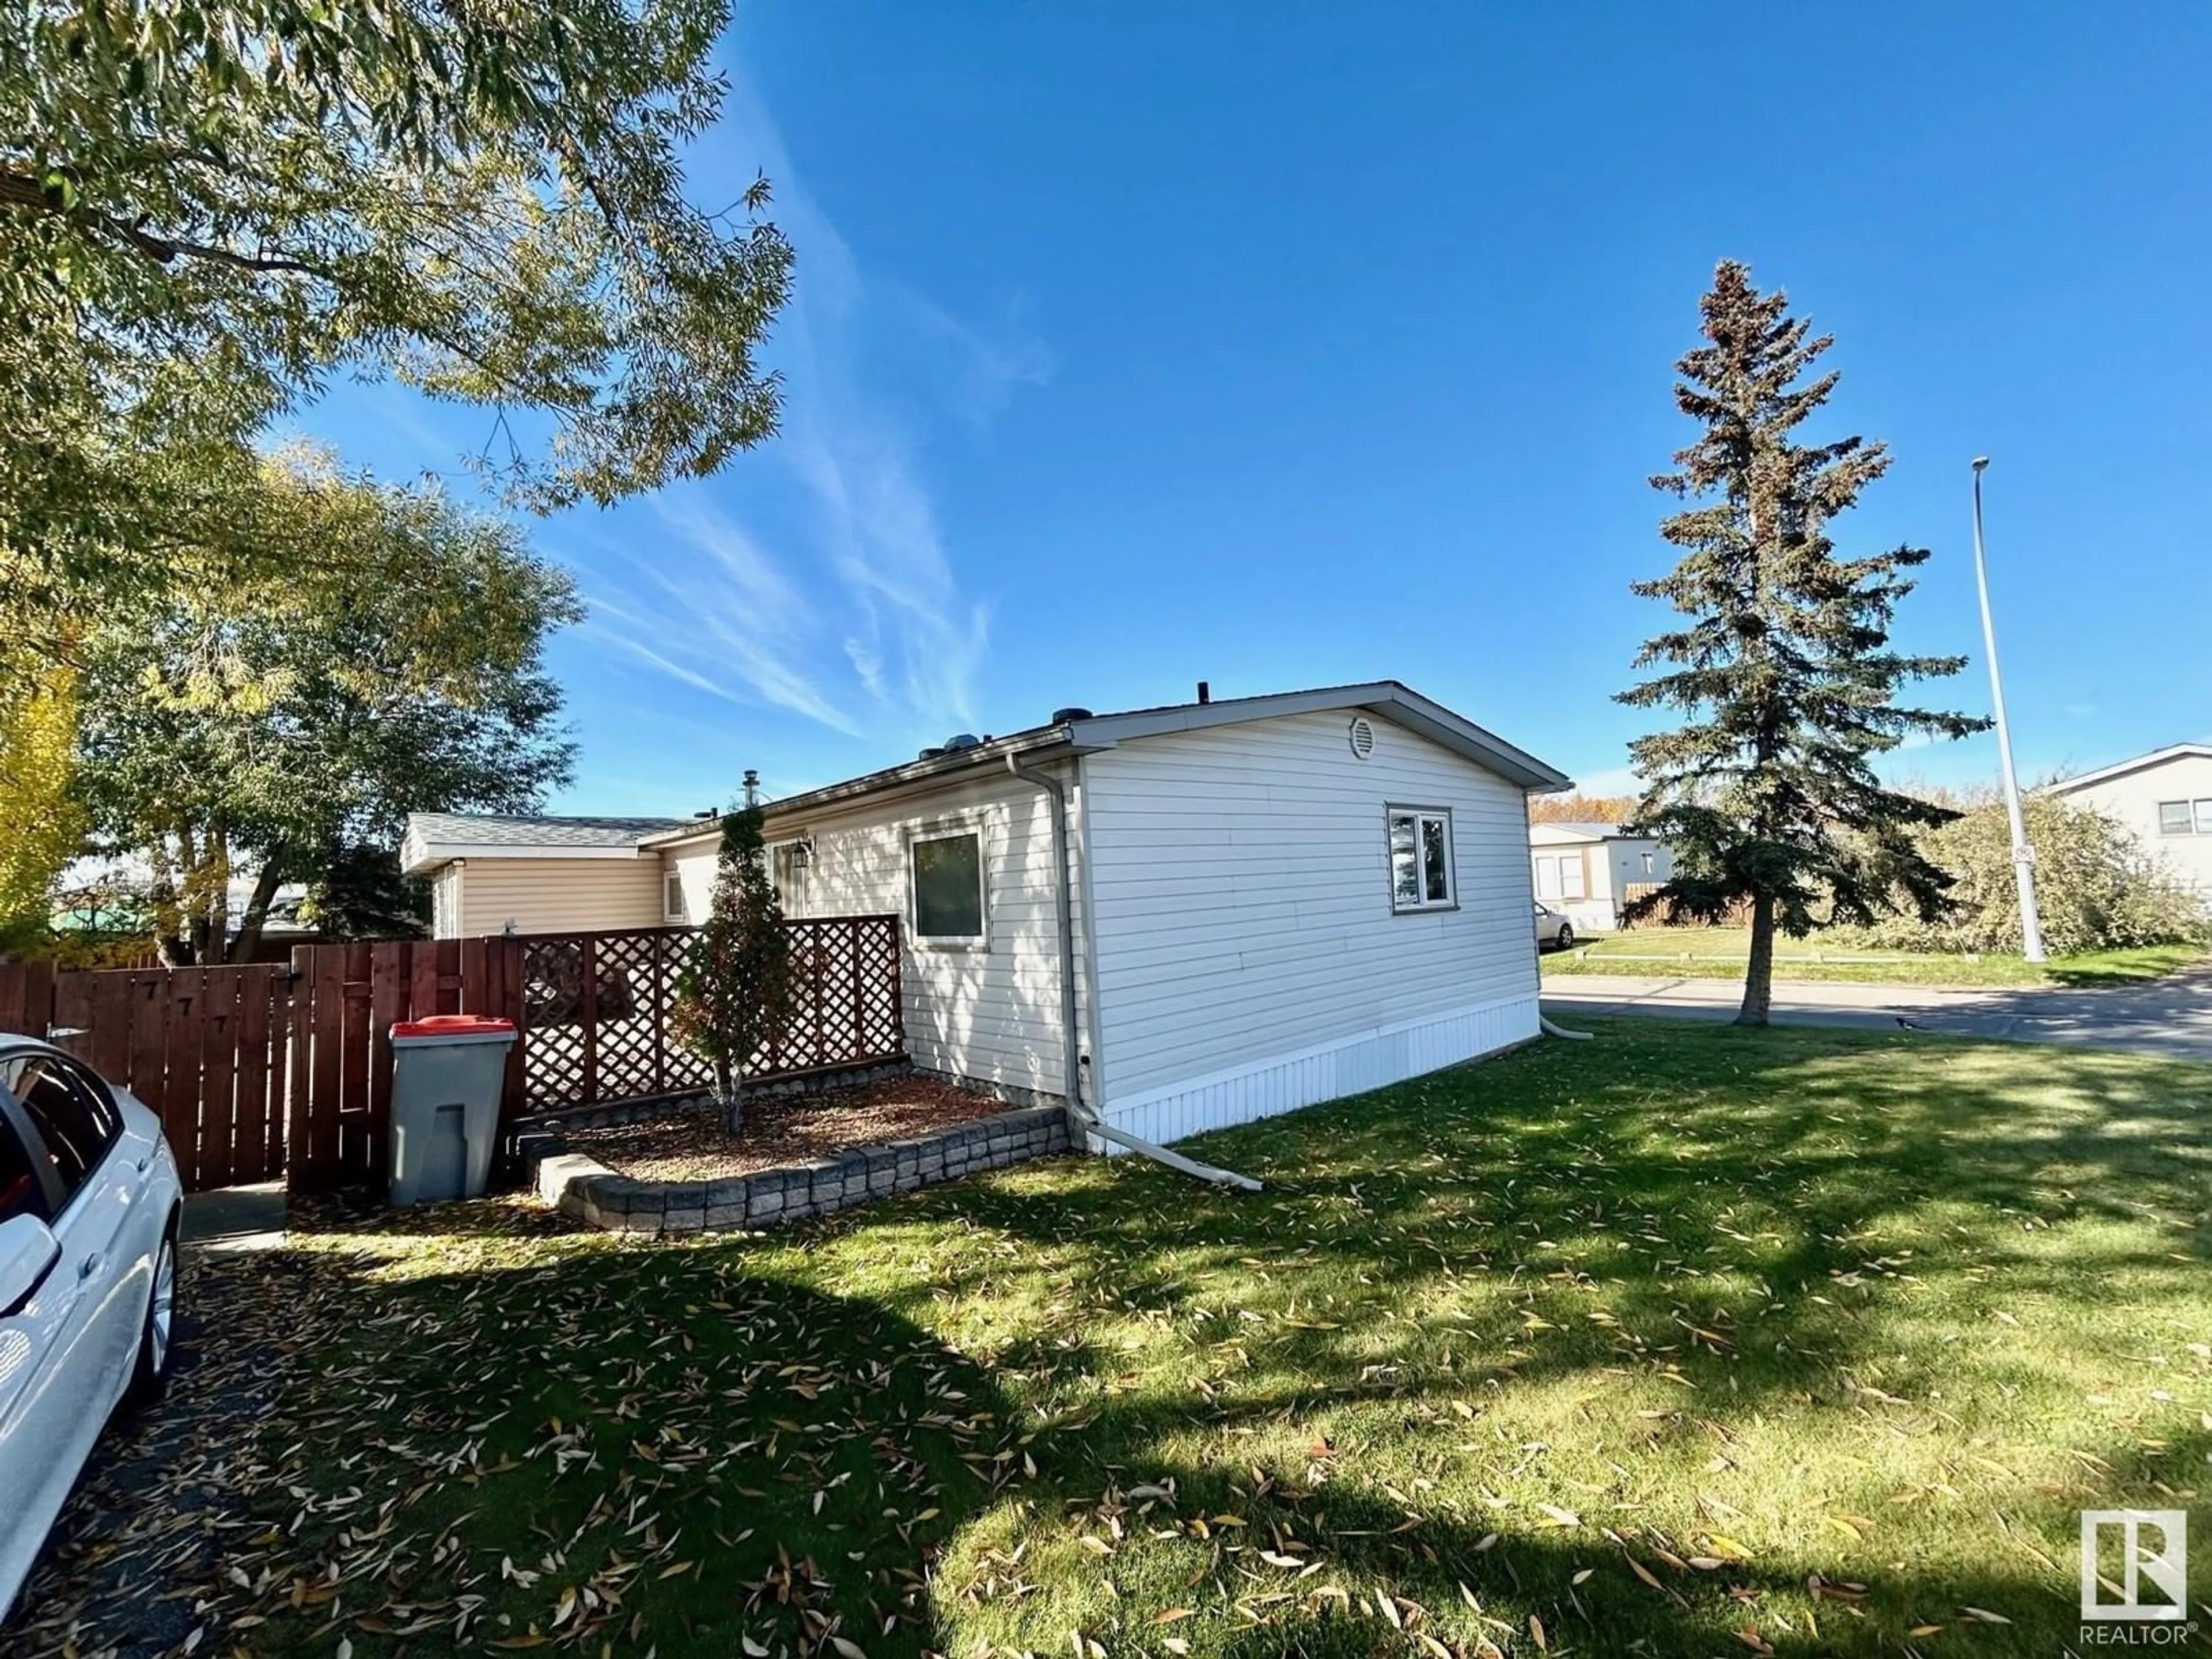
[[1528, 820, 1623, 843], [400, 813, 694, 875], [2050, 743, 2212, 796], [641, 680, 1572, 845]]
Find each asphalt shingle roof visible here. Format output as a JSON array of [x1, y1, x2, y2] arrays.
[[406, 813, 691, 850]]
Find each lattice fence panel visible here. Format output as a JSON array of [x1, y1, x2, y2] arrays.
[[518, 916, 903, 1112]]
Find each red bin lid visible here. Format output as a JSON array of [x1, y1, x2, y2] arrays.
[[391, 1014, 516, 1039]]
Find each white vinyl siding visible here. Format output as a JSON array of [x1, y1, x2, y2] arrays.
[[679, 769, 1086, 1103], [1080, 709, 1539, 1134], [440, 857, 662, 938]]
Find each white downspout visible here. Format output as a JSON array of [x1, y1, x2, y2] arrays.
[[1006, 753, 1260, 1192]]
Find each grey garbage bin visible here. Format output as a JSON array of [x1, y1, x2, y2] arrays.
[[388, 1015, 518, 1205]]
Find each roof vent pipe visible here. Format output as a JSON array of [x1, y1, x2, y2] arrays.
[[1197, 680, 1211, 704]]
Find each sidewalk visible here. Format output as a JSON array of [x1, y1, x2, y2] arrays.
[[1541, 969, 2212, 1063], [180, 1179, 287, 1252]]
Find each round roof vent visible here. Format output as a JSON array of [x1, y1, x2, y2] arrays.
[[943, 733, 981, 751], [1051, 706, 1093, 724], [918, 745, 946, 760], [1348, 716, 1376, 760]]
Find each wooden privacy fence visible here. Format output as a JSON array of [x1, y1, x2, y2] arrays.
[[1619, 884, 1754, 929], [0, 959, 293, 1192], [0, 914, 906, 1196]]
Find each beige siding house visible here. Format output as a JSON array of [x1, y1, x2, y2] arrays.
[[2051, 743, 2212, 903], [399, 815, 691, 938], [403, 683, 1570, 1141], [1528, 822, 1672, 934]]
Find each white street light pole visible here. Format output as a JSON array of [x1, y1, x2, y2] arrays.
[[1969, 457, 2047, 963]]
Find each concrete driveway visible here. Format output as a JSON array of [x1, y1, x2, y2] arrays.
[[1542, 967, 2212, 1063]]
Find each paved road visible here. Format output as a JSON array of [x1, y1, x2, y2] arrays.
[[1541, 967, 2212, 1063]]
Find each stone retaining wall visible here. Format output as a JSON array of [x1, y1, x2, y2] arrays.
[[531, 1104, 1072, 1235]]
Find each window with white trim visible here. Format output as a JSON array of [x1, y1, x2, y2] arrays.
[[911, 827, 986, 944], [1558, 855, 1586, 900], [1388, 808, 1455, 911], [664, 871, 688, 924], [2157, 800, 2212, 835], [1533, 856, 1559, 899]]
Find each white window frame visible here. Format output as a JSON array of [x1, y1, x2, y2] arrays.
[[663, 869, 688, 925], [907, 821, 989, 949], [2197, 800, 2212, 836], [1387, 806, 1457, 914], [2158, 800, 2192, 836], [1558, 854, 1586, 901]]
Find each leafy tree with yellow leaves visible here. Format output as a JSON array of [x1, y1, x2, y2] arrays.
[[0, 654, 84, 953], [75, 449, 578, 965]]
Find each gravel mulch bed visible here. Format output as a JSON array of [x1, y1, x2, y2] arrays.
[[556, 1073, 1013, 1182]]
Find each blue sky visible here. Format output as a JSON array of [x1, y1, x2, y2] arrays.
[[305, 4, 2211, 812]]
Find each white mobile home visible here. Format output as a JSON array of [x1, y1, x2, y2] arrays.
[[2050, 743, 2212, 904], [1527, 821, 1672, 934], [403, 683, 1570, 1144]]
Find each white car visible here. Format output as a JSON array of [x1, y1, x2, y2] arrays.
[[0, 1037, 183, 1620], [1534, 902, 1576, 951]]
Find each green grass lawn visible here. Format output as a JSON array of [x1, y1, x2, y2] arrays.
[[1543, 925, 2205, 988], [47, 1021, 2212, 1658]]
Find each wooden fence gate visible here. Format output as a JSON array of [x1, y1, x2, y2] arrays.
[[0, 915, 906, 1196], [0, 959, 293, 1192]]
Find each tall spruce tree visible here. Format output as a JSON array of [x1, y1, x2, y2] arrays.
[[1619, 261, 1988, 1025]]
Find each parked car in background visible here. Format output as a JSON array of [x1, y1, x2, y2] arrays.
[[1534, 902, 1575, 951], [0, 1038, 183, 1620]]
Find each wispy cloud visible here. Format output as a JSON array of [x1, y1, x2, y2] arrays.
[[573, 68, 1048, 751], [581, 495, 866, 735]]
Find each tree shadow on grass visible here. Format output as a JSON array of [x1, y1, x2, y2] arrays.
[[16, 1225, 2172, 1659], [922, 1021, 2212, 1415], [17, 1021, 2211, 1656]]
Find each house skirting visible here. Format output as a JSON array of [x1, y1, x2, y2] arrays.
[[1096, 990, 1540, 1148]]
